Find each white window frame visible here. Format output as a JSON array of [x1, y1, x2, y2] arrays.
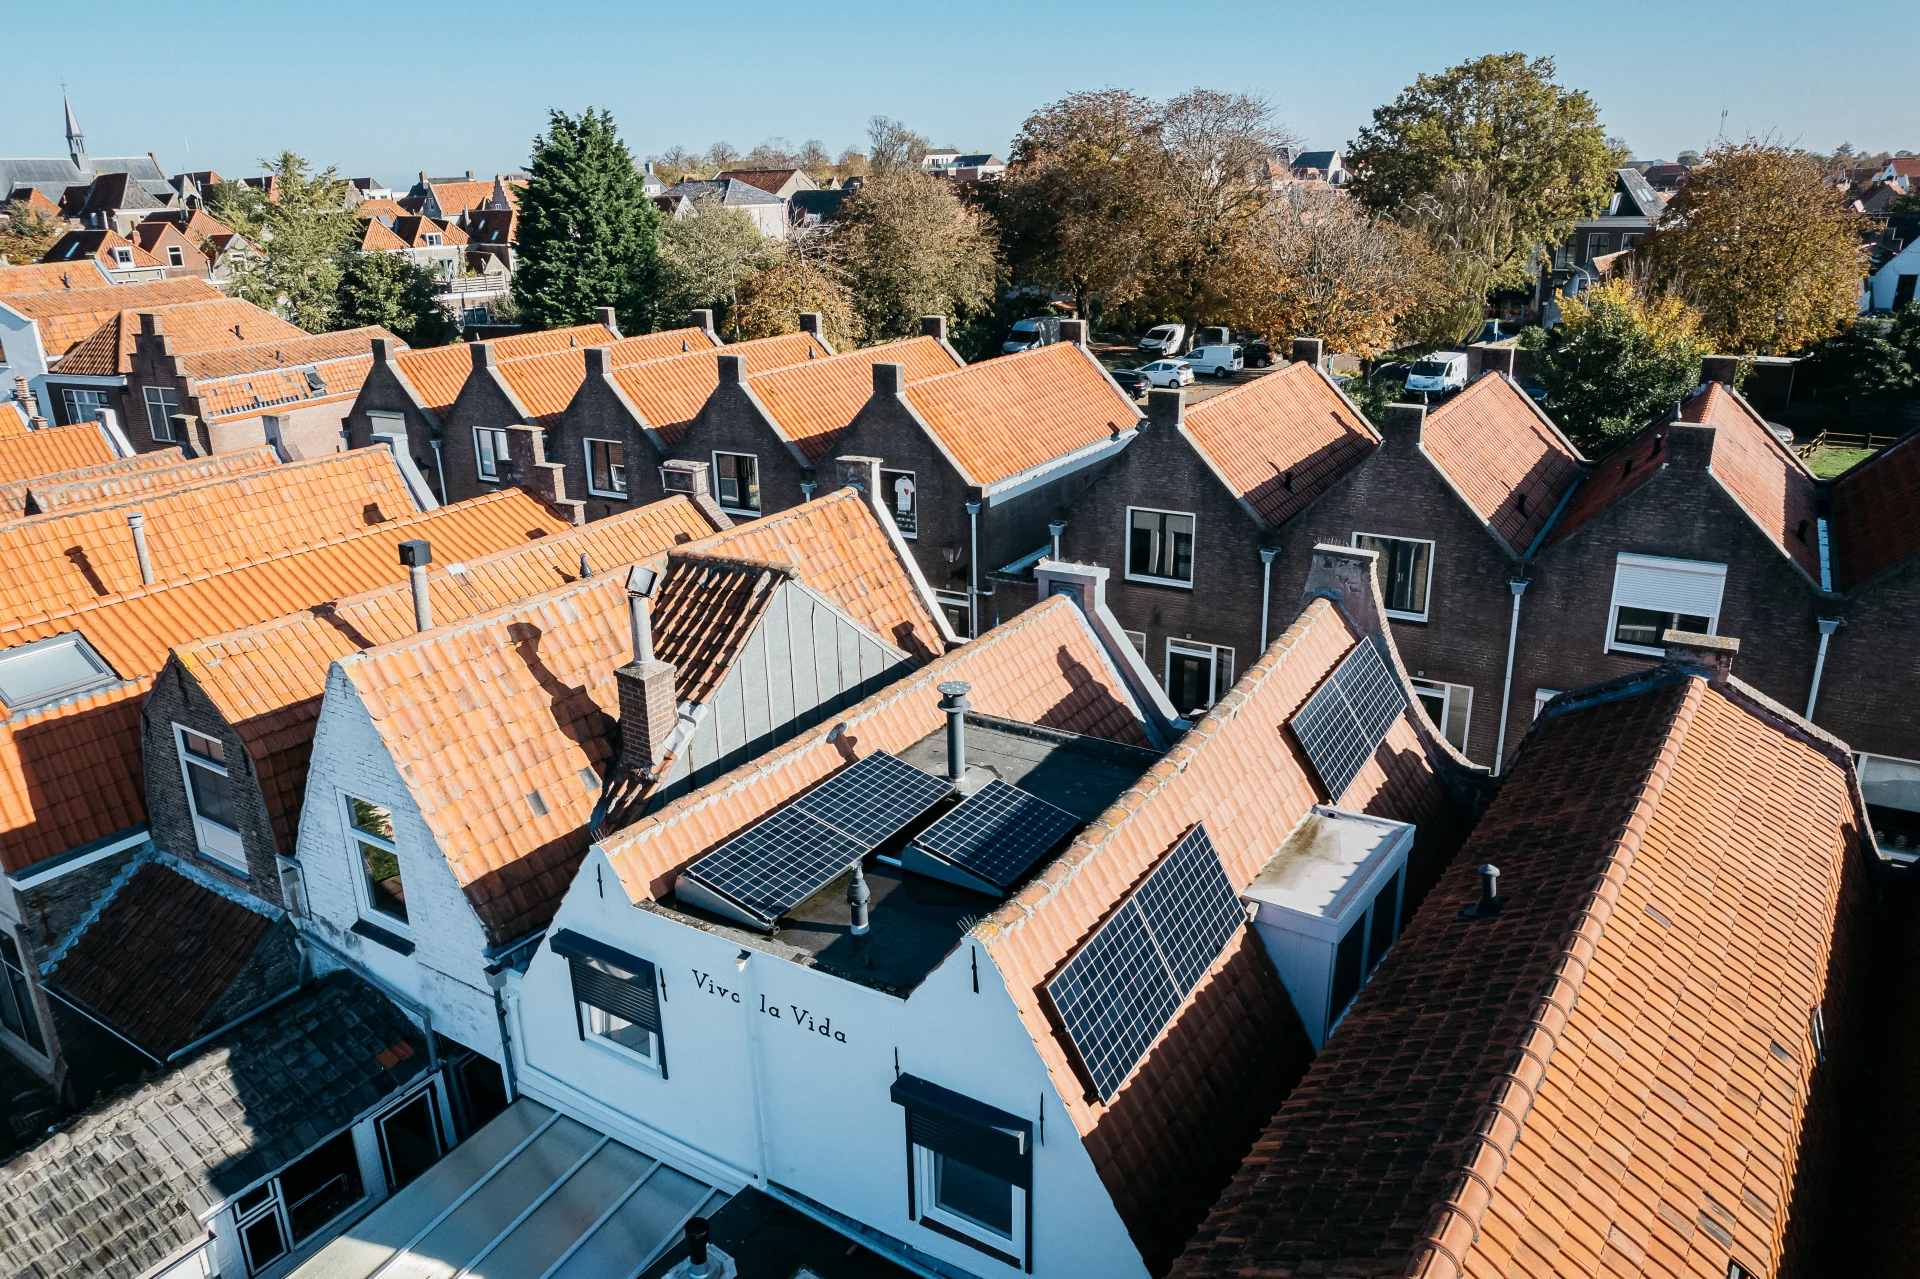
[[1351, 532, 1435, 622], [59, 387, 109, 426], [911, 1143, 1027, 1258], [145, 385, 180, 441], [1123, 629, 1147, 657], [342, 793, 409, 934], [230, 1131, 365, 1275], [1605, 552, 1726, 657], [473, 426, 510, 483], [712, 450, 761, 516], [881, 468, 917, 538], [112, 246, 134, 266], [174, 724, 246, 873], [424, 232, 442, 247], [577, 955, 665, 1075], [373, 1084, 446, 1193], [0, 631, 118, 711], [1165, 639, 1233, 715], [1410, 678, 1472, 753], [1533, 688, 1563, 720], [1585, 231, 1610, 260], [934, 590, 969, 637], [0, 932, 47, 1059], [1125, 505, 1197, 588], [167, 245, 185, 268], [582, 437, 627, 498]]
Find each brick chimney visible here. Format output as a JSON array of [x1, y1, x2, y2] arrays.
[[1660, 631, 1737, 683], [797, 312, 823, 341], [504, 424, 584, 524], [1700, 355, 1741, 386], [1469, 343, 1517, 378], [716, 353, 746, 385], [470, 341, 495, 372], [920, 315, 948, 342], [872, 362, 905, 397], [659, 458, 731, 529], [1144, 387, 1183, 433], [594, 306, 619, 337], [583, 347, 611, 377], [371, 336, 396, 364], [614, 565, 678, 777], [1291, 337, 1325, 367], [687, 308, 715, 333], [1377, 403, 1426, 440]]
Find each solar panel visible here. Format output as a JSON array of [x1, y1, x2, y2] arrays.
[[1288, 638, 1409, 800], [1046, 823, 1244, 1101], [680, 806, 867, 929], [790, 750, 950, 848], [911, 780, 1081, 890]]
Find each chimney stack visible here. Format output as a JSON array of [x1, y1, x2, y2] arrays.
[[716, 352, 746, 385], [938, 681, 971, 784], [1700, 355, 1741, 386], [1060, 318, 1088, 347], [920, 315, 948, 342], [1290, 337, 1325, 367], [687, 308, 715, 333], [847, 860, 872, 936], [797, 312, 823, 341], [371, 336, 395, 364], [470, 341, 495, 372], [614, 564, 678, 777], [1469, 343, 1517, 379], [583, 346, 611, 376], [594, 306, 619, 336], [399, 540, 432, 630], [871, 362, 905, 396], [1145, 387, 1183, 433], [1660, 630, 1738, 683], [127, 511, 153, 586]]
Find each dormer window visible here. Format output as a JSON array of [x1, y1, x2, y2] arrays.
[[424, 232, 442, 247], [175, 725, 245, 873], [111, 247, 133, 266]]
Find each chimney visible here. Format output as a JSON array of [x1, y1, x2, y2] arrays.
[[138, 312, 162, 337], [920, 315, 948, 342], [399, 539, 432, 630], [1060, 318, 1088, 347], [1469, 343, 1516, 379], [716, 352, 746, 385], [687, 308, 715, 333], [871, 362, 904, 397], [127, 511, 154, 585], [594, 306, 619, 337], [1144, 387, 1183, 433], [465, 170, 474, 181], [1700, 354, 1741, 386], [615, 565, 678, 776], [170, 413, 200, 456], [847, 860, 872, 936], [371, 336, 395, 364], [470, 341, 495, 371], [797, 312, 823, 340], [583, 346, 611, 377], [835, 454, 880, 497], [1377, 403, 1426, 440], [1300, 542, 1391, 648], [938, 681, 971, 783], [1290, 337, 1325, 367], [1660, 630, 1737, 683]]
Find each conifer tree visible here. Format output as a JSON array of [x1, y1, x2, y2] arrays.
[[513, 108, 662, 333]]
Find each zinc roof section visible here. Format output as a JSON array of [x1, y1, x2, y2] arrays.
[[0, 423, 118, 488], [749, 336, 961, 462], [1421, 373, 1585, 553], [1829, 426, 1920, 589], [0, 447, 419, 627], [24, 445, 279, 512], [390, 323, 620, 419], [53, 298, 307, 376], [1180, 360, 1379, 527], [0, 276, 220, 355], [1681, 382, 1822, 578], [901, 342, 1141, 486], [490, 326, 723, 426], [0, 261, 115, 293], [611, 331, 826, 443], [1171, 676, 1863, 1279], [176, 497, 721, 855], [0, 490, 571, 871], [0, 449, 192, 515]]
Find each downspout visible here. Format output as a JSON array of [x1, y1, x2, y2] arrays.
[[966, 498, 982, 639], [430, 437, 447, 503], [1258, 547, 1278, 650], [487, 967, 520, 1103], [1805, 617, 1844, 720], [1493, 577, 1529, 776]]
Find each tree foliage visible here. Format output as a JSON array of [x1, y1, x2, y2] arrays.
[[0, 199, 63, 264], [1349, 53, 1623, 288], [513, 108, 663, 334], [1519, 278, 1708, 448], [833, 166, 997, 341], [1808, 304, 1920, 407], [221, 152, 356, 332], [734, 243, 861, 351], [1636, 140, 1864, 354], [1394, 169, 1523, 344], [336, 251, 457, 346], [655, 196, 776, 331]]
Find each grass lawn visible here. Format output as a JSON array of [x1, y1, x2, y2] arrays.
[[1806, 447, 1875, 478]]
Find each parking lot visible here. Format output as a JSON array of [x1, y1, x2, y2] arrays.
[[1090, 342, 1296, 406]]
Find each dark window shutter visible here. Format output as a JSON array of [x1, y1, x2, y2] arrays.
[[891, 1074, 1032, 1189], [551, 929, 661, 1033]]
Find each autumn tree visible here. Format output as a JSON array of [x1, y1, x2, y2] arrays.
[[655, 196, 776, 332], [1519, 278, 1708, 447], [1395, 170, 1523, 345], [866, 116, 932, 176], [514, 108, 663, 334], [735, 242, 861, 350], [0, 198, 63, 264], [222, 152, 356, 332], [833, 165, 997, 340], [1636, 140, 1864, 353]]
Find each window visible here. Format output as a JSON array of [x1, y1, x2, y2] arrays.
[[0, 633, 117, 713], [58, 387, 109, 426], [232, 1131, 365, 1274], [1553, 244, 1572, 269], [424, 232, 442, 247], [1327, 866, 1403, 1038], [176, 725, 245, 872], [1166, 640, 1233, 717], [1351, 533, 1433, 621], [345, 795, 406, 926], [584, 438, 626, 497], [167, 245, 185, 267], [474, 426, 510, 482], [1126, 507, 1194, 586], [713, 451, 760, 514], [1533, 688, 1563, 720], [375, 1089, 444, 1192], [1619, 232, 1643, 251], [1858, 753, 1920, 857], [881, 469, 917, 537], [1606, 553, 1726, 657], [1123, 629, 1147, 657], [0, 934, 46, 1055], [935, 591, 969, 637], [112, 246, 133, 266], [1410, 678, 1473, 753], [892, 1074, 1031, 1267], [144, 386, 180, 441], [552, 930, 666, 1075], [1586, 231, 1610, 260]]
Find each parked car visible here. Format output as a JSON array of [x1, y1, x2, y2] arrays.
[[1003, 315, 1063, 354], [1140, 359, 1194, 388], [1521, 378, 1550, 404], [1138, 323, 1187, 356], [1242, 339, 1275, 368], [1110, 368, 1152, 398], [1186, 344, 1244, 379], [1405, 352, 1468, 395]]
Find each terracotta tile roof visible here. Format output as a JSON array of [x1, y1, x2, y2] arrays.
[[1422, 373, 1585, 553], [610, 332, 826, 443], [354, 198, 410, 222], [0, 402, 28, 439], [0, 262, 115, 292], [359, 217, 409, 252], [1830, 427, 1920, 589], [0, 276, 221, 355], [1681, 382, 1821, 578], [490, 327, 725, 427], [392, 215, 468, 248], [48, 860, 278, 1056], [175, 497, 721, 855], [748, 336, 961, 462], [1172, 673, 1863, 1279], [176, 325, 395, 382], [193, 353, 375, 420], [0, 489, 571, 871], [0, 447, 418, 628], [389, 323, 620, 419], [1181, 360, 1378, 526], [426, 181, 495, 217], [901, 342, 1142, 486], [21, 445, 279, 512], [54, 297, 306, 376], [0, 423, 117, 488], [0, 447, 192, 515], [1547, 421, 1666, 544], [650, 554, 792, 704], [462, 208, 517, 246], [715, 168, 807, 194], [43, 229, 159, 271]]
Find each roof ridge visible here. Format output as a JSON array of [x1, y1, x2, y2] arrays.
[[753, 335, 932, 383], [666, 549, 798, 578], [1181, 357, 1315, 420], [902, 339, 1068, 390], [1405, 676, 1707, 1279], [335, 564, 619, 673]]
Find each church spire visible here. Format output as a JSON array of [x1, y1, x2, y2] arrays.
[[64, 94, 88, 174]]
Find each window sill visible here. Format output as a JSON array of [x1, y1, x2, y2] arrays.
[[583, 1032, 663, 1076], [1123, 573, 1193, 590], [1383, 610, 1430, 624], [1607, 642, 1666, 659], [719, 507, 762, 520], [586, 489, 628, 501], [916, 1213, 1020, 1267], [352, 918, 415, 955], [193, 848, 249, 879]]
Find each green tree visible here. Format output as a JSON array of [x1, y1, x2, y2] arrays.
[[336, 252, 457, 346], [513, 108, 663, 334], [655, 196, 775, 332], [203, 180, 271, 240], [1394, 169, 1522, 345], [833, 166, 998, 341], [1349, 53, 1623, 288], [1636, 140, 1863, 353], [734, 243, 861, 351], [222, 152, 356, 332], [1520, 278, 1708, 448], [0, 199, 63, 263], [1810, 304, 1920, 407]]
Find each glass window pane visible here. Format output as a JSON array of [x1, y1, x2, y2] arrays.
[[1612, 606, 1667, 648], [1674, 612, 1710, 634], [361, 842, 408, 922], [182, 729, 225, 764], [0, 638, 111, 709], [187, 761, 239, 831], [241, 1209, 288, 1271], [379, 1093, 443, 1192], [0, 937, 43, 1054], [586, 1004, 655, 1058], [1329, 916, 1365, 1026], [348, 797, 394, 840], [280, 1131, 364, 1242], [934, 1154, 1014, 1237]]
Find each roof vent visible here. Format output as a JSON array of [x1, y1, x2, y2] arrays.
[[398, 539, 432, 631], [937, 681, 971, 784], [578, 552, 593, 579], [1457, 863, 1504, 919], [127, 511, 153, 586]]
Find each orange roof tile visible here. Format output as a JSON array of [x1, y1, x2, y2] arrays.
[[353, 198, 410, 222], [0, 490, 571, 871], [1180, 360, 1379, 526], [1681, 382, 1821, 578], [176, 326, 395, 382], [1171, 672, 1864, 1279], [491, 327, 729, 427], [389, 324, 621, 419], [0, 424, 118, 489], [54, 298, 306, 376], [176, 497, 722, 854], [359, 218, 408, 252], [1547, 420, 1666, 544], [748, 336, 961, 462], [1830, 427, 1920, 590], [1422, 373, 1585, 553], [610, 332, 826, 442], [0, 277, 221, 356], [23, 446, 279, 512], [392, 216, 468, 248], [0, 449, 192, 515], [901, 343, 1142, 487], [192, 353, 377, 420], [426, 181, 495, 217], [0, 447, 418, 627], [0, 262, 115, 293], [0, 403, 28, 439]]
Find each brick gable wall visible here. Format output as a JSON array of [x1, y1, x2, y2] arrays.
[[550, 367, 669, 520]]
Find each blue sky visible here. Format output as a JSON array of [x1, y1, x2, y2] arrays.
[[7, 0, 1913, 183]]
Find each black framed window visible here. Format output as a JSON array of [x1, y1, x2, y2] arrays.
[[881, 469, 917, 537], [1127, 508, 1194, 585], [551, 930, 666, 1076], [891, 1074, 1032, 1268], [714, 451, 760, 514], [0, 934, 46, 1054]]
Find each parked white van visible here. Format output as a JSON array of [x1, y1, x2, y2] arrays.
[[1138, 323, 1186, 356], [1405, 352, 1468, 395], [1186, 344, 1244, 379]]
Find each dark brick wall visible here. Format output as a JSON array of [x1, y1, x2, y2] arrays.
[[344, 346, 443, 500], [549, 364, 669, 521], [125, 329, 192, 453], [836, 392, 983, 622], [671, 368, 814, 521], [437, 354, 525, 504], [1801, 557, 1920, 763]]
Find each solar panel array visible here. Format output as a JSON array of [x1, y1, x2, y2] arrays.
[[681, 751, 948, 929], [1046, 824, 1244, 1101], [911, 779, 1081, 890], [1287, 638, 1408, 800]]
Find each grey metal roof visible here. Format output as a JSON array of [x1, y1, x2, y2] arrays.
[[1615, 166, 1667, 218], [0, 973, 429, 1279], [950, 154, 1001, 168], [1292, 150, 1341, 171], [664, 178, 784, 208], [0, 156, 166, 200], [790, 189, 848, 222]]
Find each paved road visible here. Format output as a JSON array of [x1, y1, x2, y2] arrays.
[[1090, 342, 1292, 407]]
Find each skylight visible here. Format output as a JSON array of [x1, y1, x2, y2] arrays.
[[0, 633, 118, 714]]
